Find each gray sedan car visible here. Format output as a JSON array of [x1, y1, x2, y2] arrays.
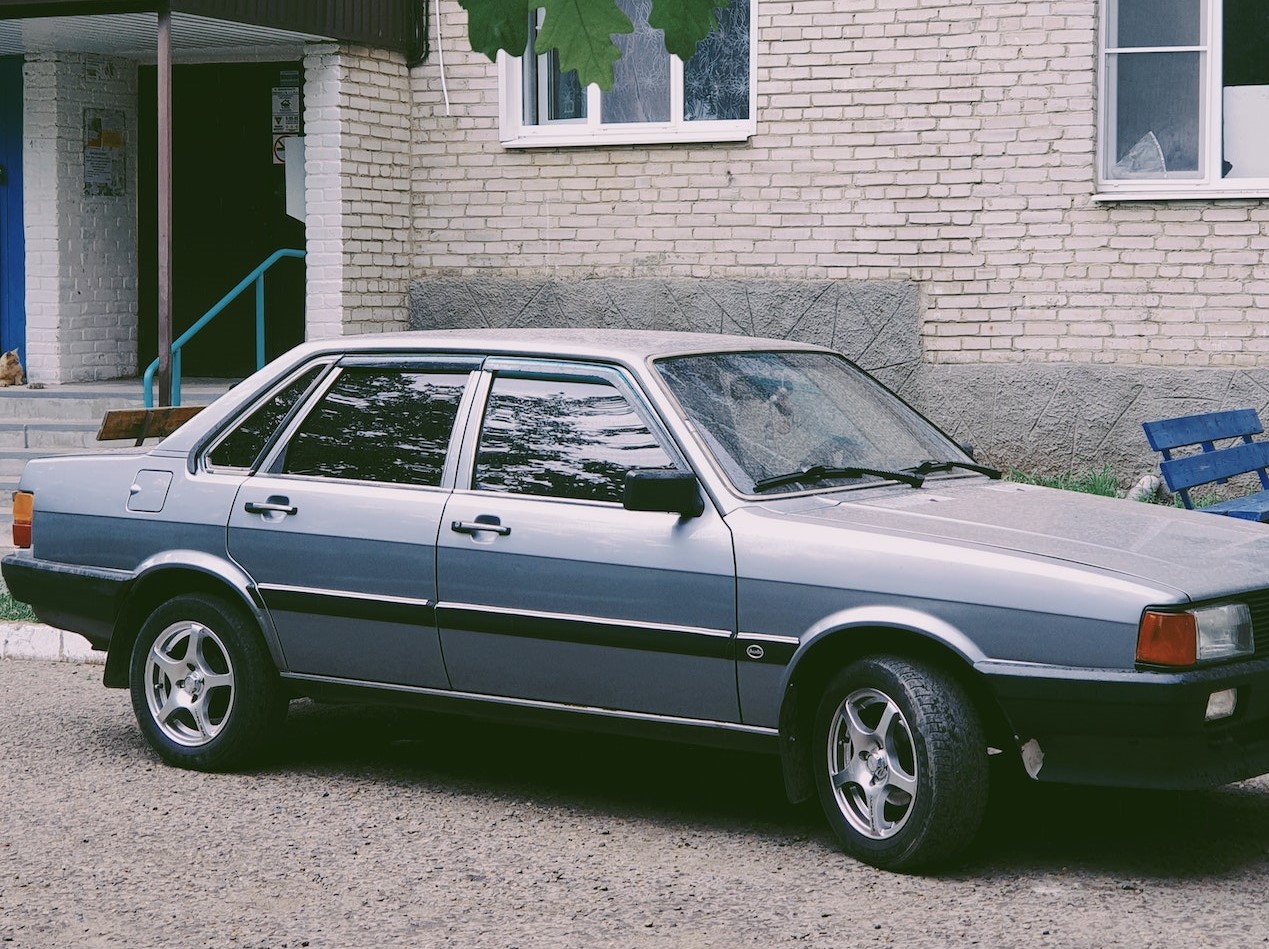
[[8, 328, 1269, 870]]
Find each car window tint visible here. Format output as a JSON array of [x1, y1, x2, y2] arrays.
[[475, 376, 674, 502], [208, 365, 325, 470], [281, 369, 467, 486]]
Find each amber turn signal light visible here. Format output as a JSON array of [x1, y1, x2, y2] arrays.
[[1137, 610, 1198, 666], [12, 490, 32, 549]]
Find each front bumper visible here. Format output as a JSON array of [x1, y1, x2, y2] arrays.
[[1, 551, 131, 651], [980, 656, 1269, 789]]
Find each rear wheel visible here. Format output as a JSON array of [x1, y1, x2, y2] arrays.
[[129, 593, 285, 770], [813, 655, 988, 871]]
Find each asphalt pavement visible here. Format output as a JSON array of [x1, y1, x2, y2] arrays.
[[6, 659, 1269, 947]]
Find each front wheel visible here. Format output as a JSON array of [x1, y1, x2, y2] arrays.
[[129, 593, 285, 771], [813, 655, 988, 871]]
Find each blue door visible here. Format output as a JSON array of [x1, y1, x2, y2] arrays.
[[0, 58, 24, 360]]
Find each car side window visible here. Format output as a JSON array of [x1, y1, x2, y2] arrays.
[[280, 368, 467, 487], [474, 375, 675, 503], [207, 365, 325, 470]]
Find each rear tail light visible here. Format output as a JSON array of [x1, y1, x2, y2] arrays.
[[11, 490, 31, 549]]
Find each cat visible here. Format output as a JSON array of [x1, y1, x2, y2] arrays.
[[0, 349, 24, 386]]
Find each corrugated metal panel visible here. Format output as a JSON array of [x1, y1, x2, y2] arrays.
[[0, 12, 325, 58], [176, 1, 416, 53], [0, 0, 425, 61]]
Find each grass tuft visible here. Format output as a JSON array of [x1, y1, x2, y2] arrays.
[[0, 578, 36, 623], [1007, 464, 1120, 498]]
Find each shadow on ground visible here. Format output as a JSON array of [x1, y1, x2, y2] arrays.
[[231, 698, 1269, 878]]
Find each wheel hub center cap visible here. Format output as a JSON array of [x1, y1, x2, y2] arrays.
[[184, 670, 205, 698], [863, 750, 888, 781]]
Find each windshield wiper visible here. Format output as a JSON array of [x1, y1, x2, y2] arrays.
[[907, 459, 1002, 479], [752, 465, 925, 493]]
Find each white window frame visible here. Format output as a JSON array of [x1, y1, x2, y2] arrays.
[[1097, 0, 1269, 200], [498, 2, 757, 149]]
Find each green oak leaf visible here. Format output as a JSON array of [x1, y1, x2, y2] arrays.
[[649, 0, 729, 61], [536, 0, 633, 91], [459, 0, 532, 60]]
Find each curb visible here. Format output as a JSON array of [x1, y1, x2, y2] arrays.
[[0, 622, 105, 664]]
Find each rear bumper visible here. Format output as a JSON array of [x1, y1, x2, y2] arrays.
[[1, 551, 131, 651], [979, 656, 1269, 789]]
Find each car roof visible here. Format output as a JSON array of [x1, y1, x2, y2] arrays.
[[298, 327, 830, 364]]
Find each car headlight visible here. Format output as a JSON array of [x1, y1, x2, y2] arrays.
[[1137, 603, 1254, 666]]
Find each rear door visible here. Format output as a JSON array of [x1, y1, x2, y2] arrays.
[[227, 356, 479, 688], [436, 359, 740, 722]]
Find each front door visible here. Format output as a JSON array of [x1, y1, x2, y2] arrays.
[[436, 360, 740, 723], [227, 358, 478, 688], [0, 58, 24, 358], [138, 61, 305, 378]]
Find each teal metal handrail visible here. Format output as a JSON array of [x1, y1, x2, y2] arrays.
[[143, 248, 306, 407]]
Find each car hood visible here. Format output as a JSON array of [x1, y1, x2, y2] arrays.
[[763, 478, 1269, 601]]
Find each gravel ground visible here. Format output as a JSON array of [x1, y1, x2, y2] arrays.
[[5, 659, 1269, 948]]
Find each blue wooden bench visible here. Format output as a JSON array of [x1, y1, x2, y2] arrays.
[[1142, 408, 1269, 520]]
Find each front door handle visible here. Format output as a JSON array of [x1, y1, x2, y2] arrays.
[[244, 497, 297, 516], [451, 515, 510, 536]]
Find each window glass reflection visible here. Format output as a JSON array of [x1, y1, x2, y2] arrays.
[[657, 351, 960, 494], [282, 369, 467, 487], [475, 376, 674, 502], [684, 0, 750, 121], [209, 365, 324, 470]]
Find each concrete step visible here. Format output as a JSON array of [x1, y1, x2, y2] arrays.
[[0, 419, 105, 450], [0, 379, 235, 423]]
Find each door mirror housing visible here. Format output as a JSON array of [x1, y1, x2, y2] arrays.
[[624, 469, 704, 518]]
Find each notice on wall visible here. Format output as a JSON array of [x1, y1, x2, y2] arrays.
[[84, 108, 125, 196], [272, 85, 300, 163]]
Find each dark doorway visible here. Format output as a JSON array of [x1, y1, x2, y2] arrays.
[[139, 62, 305, 379], [0, 57, 24, 361]]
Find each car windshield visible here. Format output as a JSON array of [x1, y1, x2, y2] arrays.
[[655, 350, 969, 495]]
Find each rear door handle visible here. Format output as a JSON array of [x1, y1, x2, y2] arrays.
[[244, 497, 297, 516], [451, 516, 510, 536]]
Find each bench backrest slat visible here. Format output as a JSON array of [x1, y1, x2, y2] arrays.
[[1159, 439, 1269, 492], [1142, 408, 1264, 452]]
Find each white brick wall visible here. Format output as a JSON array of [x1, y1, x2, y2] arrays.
[[410, 0, 1269, 369], [303, 44, 412, 338], [23, 53, 137, 383]]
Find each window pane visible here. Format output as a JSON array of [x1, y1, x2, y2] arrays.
[[523, 12, 585, 124], [475, 377, 674, 503], [1110, 0, 1201, 49], [684, 0, 750, 121], [545, 50, 586, 120], [282, 369, 466, 486], [602, 0, 670, 124], [1108, 51, 1201, 177], [209, 365, 324, 470]]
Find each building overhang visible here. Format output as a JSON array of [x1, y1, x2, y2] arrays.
[[0, 0, 426, 65]]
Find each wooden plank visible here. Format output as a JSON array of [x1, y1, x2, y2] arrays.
[[96, 405, 203, 442], [1142, 408, 1264, 451], [1158, 440, 1269, 492], [1202, 492, 1269, 522]]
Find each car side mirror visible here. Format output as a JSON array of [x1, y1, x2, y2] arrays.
[[959, 442, 976, 461], [624, 469, 704, 518]]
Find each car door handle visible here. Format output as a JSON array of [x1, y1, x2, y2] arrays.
[[244, 497, 298, 516], [451, 517, 510, 536]]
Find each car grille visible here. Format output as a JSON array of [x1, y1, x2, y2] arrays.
[[1244, 589, 1269, 658]]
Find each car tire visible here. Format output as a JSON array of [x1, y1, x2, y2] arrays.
[[129, 593, 285, 771], [813, 655, 988, 871]]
